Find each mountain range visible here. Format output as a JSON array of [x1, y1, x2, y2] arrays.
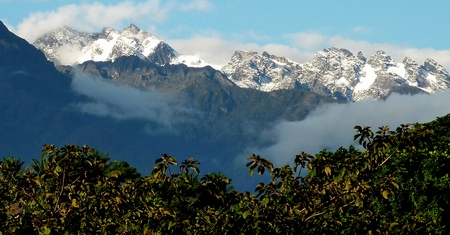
[[34, 24, 450, 101], [0, 21, 332, 189], [2, 21, 450, 190], [33, 24, 211, 68]]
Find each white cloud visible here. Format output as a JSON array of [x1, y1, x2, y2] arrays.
[[56, 44, 84, 65], [14, 0, 214, 42], [286, 32, 327, 51], [327, 36, 450, 69], [70, 70, 192, 134], [168, 35, 261, 68], [168, 29, 450, 71], [236, 91, 450, 167], [12, 1, 449, 71], [260, 43, 315, 63], [286, 32, 450, 70], [168, 35, 315, 68], [168, 30, 450, 71]]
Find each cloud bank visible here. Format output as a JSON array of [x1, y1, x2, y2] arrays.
[[236, 91, 450, 167], [169, 32, 450, 70], [167, 35, 313, 69], [325, 35, 450, 70], [70, 71, 191, 135]]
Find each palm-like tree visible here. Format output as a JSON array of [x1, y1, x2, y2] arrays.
[[0, 157, 24, 179], [30, 157, 47, 176]]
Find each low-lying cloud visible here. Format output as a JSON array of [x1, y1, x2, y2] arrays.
[[70, 70, 191, 134], [55, 44, 84, 66], [237, 91, 450, 167]]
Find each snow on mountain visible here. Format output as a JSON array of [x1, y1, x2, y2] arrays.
[[222, 48, 450, 101], [33, 24, 450, 102], [221, 51, 302, 92], [33, 24, 211, 68], [300, 48, 365, 100]]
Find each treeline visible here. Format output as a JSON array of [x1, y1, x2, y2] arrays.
[[2, 114, 450, 234]]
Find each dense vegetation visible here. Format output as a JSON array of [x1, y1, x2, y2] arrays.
[[2, 113, 450, 234]]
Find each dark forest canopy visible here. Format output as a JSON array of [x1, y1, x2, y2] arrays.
[[3, 113, 450, 234]]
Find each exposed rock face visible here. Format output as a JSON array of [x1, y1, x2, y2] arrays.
[[33, 24, 450, 101], [221, 50, 301, 92], [300, 48, 365, 101], [1, 21, 336, 179], [33, 24, 210, 68], [222, 48, 450, 101]]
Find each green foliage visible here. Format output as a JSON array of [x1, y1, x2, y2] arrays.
[[3, 113, 450, 234], [104, 160, 141, 183]]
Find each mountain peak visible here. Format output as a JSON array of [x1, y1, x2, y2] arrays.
[[356, 51, 367, 62], [28, 22, 450, 101], [222, 50, 301, 91], [403, 57, 417, 66], [222, 46, 450, 101], [262, 51, 270, 58], [101, 27, 119, 34], [367, 50, 393, 68], [125, 23, 141, 32], [33, 24, 211, 68], [322, 47, 353, 57], [424, 58, 449, 75]]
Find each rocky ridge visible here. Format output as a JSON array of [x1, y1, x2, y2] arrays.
[[1, 20, 333, 180], [34, 25, 450, 101], [34, 24, 209, 68], [223, 48, 450, 101]]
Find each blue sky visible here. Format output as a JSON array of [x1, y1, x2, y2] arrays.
[[1, 0, 450, 68]]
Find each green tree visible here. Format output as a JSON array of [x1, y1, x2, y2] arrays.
[[104, 160, 141, 183], [3, 113, 450, 234]]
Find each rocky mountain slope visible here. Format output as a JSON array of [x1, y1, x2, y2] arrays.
[[0, 21, 334, 186], [222, 48, 450, 101], [34, 25, 450, 102], [5, 20, 450, 190]]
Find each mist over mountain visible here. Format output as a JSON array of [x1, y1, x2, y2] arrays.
[[2, 21, 450, 190], [0, 21, 333, 189], [35, 25, 450, 102]]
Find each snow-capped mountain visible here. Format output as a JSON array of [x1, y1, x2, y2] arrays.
[[34, 24, 450, 102], [222, 48, 450, 101], [34, 24, 210, 68], [221, 51, 302, 91]]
